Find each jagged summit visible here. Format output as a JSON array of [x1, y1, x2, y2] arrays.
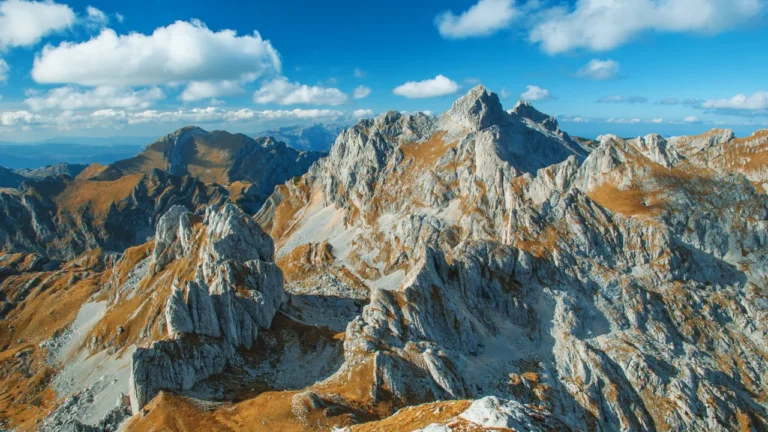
[[131, 203, 286, 411], [245, 81, 768, 432], [443, 84, 505, 130], [258, 86, 596, 265], [510, 100, 561, 132]]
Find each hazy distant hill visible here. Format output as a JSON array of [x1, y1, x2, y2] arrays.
[[0, 135, 155, 147], [254, 123, 345, 152], [0, 166, 25, 188], [15, 163, 88, 180], [0, 143, 144, 169]]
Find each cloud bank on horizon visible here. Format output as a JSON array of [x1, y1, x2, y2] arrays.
[[0, 0, 766, 140]]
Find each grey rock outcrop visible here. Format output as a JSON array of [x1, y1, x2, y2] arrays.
[[128, 204, 287, 412], [459, 396, 561, 430]]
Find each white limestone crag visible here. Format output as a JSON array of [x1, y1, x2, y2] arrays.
[[264, 86, 768, 430], [459, 396, 557, 431], [129, 203, 287, 411]]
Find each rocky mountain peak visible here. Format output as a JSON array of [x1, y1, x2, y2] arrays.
[[376, 110, 403, 126], [633, 133, 682, 167], [510, 100, 560, 133], [444, 84, 505, 130], [254, 135, 288, 151], [667, 127, 736, 158], [511, 100, 546, 122], [170, 125, 206, 138]]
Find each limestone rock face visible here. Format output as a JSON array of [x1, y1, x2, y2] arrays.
[[128, 204, 287, 411], [260, 86, 768, 430], [445, 85, 506, 131], [129, 338, 235, 414]]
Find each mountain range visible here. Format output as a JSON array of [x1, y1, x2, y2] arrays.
[[254, 123, 346, 152], [0, 86, 767, 432]]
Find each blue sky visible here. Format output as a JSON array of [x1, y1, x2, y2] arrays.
[[0, 0, 767, 141]]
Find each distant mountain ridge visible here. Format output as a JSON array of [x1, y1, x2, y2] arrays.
[[0, 126, 325, 259], [15, 163, 88, 180], [0, 143, 144, 170], [98, 126, 324, 203], [254, 123, 345, 152]]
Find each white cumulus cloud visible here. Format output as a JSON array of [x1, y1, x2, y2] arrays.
[[607, 118, 641, 124], [576, 59, 620, 80], [520, 85, 552, 102], [353, 85, 371, 99], [32, 20, 281, 86], [1, 110, 43, 127], [529, 0, 764, 54], [84, 5, 108, 28], [126, 107, 344, 125], [435, 0, 519, 38], [393, 75, 459, 99], [253, 77, 348, 105], [560, 116, 589, 123], [353, 109, 374, 118], [684, 116, 701, 123], [702, 91, 768, 111], [24, 85, 164, 111], [0, 0, 76, 50], [0, 107, 346, 131], [0, 57, 8, 81], [180, 80, 245, 101], [597, 95, 648, 104]]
